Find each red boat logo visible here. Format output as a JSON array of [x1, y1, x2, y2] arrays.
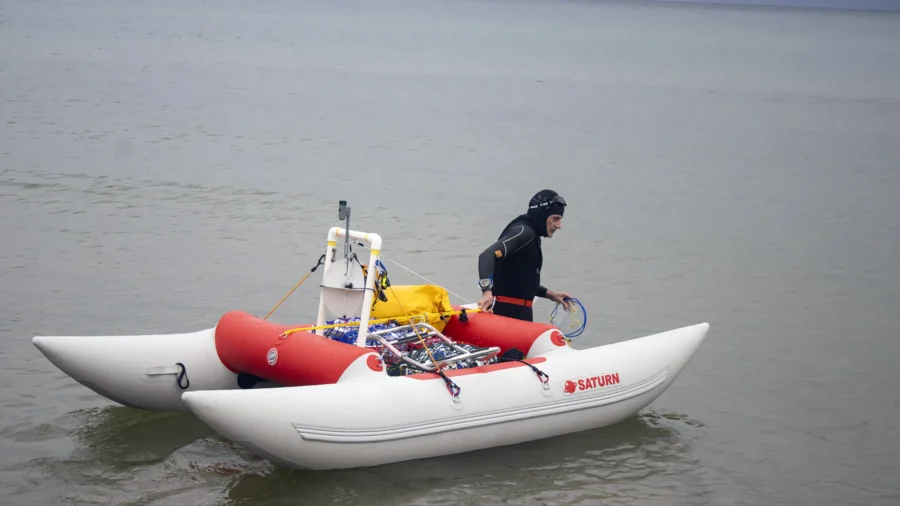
[[550, 330, 567, 347], [562, 372, 620, 395]]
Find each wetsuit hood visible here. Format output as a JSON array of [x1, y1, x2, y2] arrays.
[[525, 189, 566, 237]]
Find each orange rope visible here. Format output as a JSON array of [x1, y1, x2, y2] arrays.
[[263, 254, 326, 320], [263, 271, 313, 320]]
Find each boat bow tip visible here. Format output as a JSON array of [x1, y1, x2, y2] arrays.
[[32, 335, 58, 362]]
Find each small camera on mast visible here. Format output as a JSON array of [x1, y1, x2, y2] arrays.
[[338, 200, 350, 221]]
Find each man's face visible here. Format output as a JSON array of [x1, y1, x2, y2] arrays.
[[546, 214, 563, 237]]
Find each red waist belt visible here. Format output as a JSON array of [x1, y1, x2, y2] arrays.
[[494, 295, 533, 307]]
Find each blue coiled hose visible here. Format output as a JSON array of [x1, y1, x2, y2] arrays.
[[549, 297, 587, 338]]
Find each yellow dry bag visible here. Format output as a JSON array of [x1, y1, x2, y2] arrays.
[[370, 284, 454, 332]]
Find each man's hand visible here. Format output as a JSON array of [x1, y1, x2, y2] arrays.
[[477, 290, 494, 312], [545, 289, 572, 310]]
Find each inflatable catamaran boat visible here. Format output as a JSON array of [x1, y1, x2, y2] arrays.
[[32, 200, 710, 470]]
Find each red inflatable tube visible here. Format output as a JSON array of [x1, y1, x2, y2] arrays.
[[214, 310, 377, 387], [214, 306, 562, 387], [442, 305, 558, 357]]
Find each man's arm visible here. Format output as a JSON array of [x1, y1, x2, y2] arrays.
[[477, 224, 536, 290], [537, 285, 548, 298]]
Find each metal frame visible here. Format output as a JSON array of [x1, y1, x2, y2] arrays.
[[367, 321, 501, 372]]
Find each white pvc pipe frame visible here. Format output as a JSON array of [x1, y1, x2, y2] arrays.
[[315, 226, 383, 347]]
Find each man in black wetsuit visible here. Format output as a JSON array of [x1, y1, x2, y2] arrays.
[[476, 189, 572, 322]]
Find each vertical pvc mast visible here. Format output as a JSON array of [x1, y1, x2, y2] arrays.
[[315, 226, 382, 346]]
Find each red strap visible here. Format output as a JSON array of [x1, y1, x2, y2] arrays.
[[494, 296, 533, 307]]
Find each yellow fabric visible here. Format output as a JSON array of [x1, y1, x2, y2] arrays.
[[370, 284, 454, 332]]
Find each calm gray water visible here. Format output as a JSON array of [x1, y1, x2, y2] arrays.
[[2, 0, 899, 504]]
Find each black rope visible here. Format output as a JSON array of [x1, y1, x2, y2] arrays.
[[436, 369, 462, 400], [175, 362, 190, 390], [520, 360, 550, 385], [401, 358, 462, 401], [498, 351, 550, 386]]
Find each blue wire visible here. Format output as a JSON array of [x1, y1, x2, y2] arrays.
[[550, 297, 587, 338]]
